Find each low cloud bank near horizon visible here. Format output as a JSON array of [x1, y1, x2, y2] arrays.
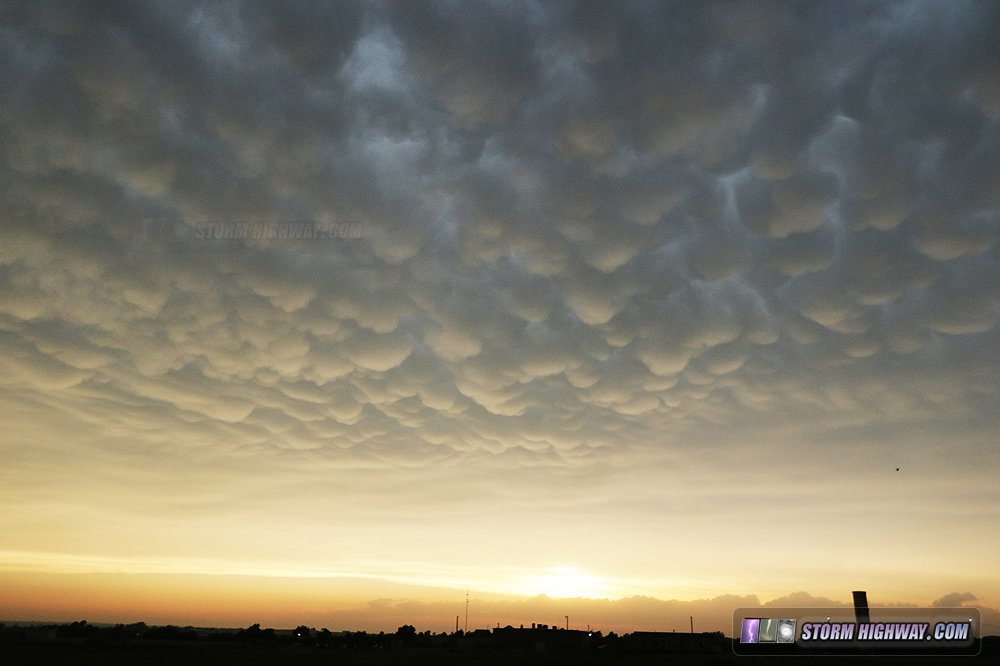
[[320, 589, 998, 635]]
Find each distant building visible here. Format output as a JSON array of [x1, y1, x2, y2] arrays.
[[492, 625, 590, 653], [626, 631, 727, 653], [456, 628, 493, 650]]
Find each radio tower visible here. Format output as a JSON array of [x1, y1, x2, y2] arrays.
[[465, 591, 469, 633]]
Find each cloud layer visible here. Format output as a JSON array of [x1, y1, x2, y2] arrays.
[[1, 0, 998, 611]]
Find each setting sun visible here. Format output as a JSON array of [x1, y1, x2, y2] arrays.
[[516, 567, 609, 599]]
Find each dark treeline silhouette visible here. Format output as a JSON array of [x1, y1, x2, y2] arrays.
[[0, 620, 463, 650], [0, 620, 727, 652], [2, 620, 996, 666], [0, 620, 723, 653]]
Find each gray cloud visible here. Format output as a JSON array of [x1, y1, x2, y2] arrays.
[[932, 592, 977, 608], [1, 0, 998, 605]]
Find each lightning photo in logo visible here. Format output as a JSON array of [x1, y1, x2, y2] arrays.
[[733, 607, 981, 657]]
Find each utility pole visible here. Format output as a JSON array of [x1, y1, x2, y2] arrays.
[[690, 616, 694, 634]]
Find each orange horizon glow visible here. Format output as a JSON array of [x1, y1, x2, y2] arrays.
[[1, 565, 996, 636]]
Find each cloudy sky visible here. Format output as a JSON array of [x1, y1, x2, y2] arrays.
[[1, 0, 998, 632]]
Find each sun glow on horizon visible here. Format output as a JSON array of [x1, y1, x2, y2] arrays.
[[513, 566, 611, 599], [0, 550, 636, 601]]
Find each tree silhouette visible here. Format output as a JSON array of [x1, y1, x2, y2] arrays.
[[395, 624, 417, 647], [294, 625, 311, 644]]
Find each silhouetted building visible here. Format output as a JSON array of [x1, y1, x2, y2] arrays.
[[853, 590, 871, 623], [492, 625, 589, 653], [457, 628, 493, 650], [625, 630, 727, 653]]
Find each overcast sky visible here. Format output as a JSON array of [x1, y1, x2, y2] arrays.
[[1, 0, 998, 631]]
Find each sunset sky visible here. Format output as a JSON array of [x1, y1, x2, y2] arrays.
[[1, 0, 998, 634]]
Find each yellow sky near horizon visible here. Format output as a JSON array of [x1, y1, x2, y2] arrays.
[[1, 555, 996, 635], [1, 568, 996, 636]]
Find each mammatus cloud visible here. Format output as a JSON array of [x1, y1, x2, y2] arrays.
[[0, 0, 998, 616]]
